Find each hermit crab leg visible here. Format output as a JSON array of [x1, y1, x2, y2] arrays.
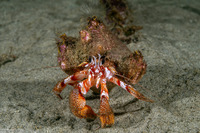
[[69, 76, 97, 121], [99, 78, 115, 128], [53, 69, 88, 99], [109, 77, 154, 103]]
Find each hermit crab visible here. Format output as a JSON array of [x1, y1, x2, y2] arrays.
[[53, 16, 153, 128]]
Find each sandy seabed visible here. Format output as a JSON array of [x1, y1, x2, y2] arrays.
[[0, 0, 199, 132]]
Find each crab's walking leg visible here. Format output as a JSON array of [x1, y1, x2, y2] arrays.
[[69, 78, 97, 121], [53, 69, 88, 99], [109, 77, 154, 103], [99, 79, 114, 128]]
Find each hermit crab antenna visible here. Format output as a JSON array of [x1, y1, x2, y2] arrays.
[[98, 54, 101, 67], [115, 73, 132, 82], [89, 56, 94, 64], [93, 56, 97, 67]]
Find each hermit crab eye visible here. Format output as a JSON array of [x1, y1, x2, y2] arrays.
[[88, 56, 92, 62], [101, 55, 105, 64]]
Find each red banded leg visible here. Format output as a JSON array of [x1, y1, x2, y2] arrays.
[[53, 69, 88, 99], [99, 79, 114, 128], [109, 77, 154, 102], [69, 78, 97, 121]]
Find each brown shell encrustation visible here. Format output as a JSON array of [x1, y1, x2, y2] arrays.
[[56, 16, 146, 85]]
